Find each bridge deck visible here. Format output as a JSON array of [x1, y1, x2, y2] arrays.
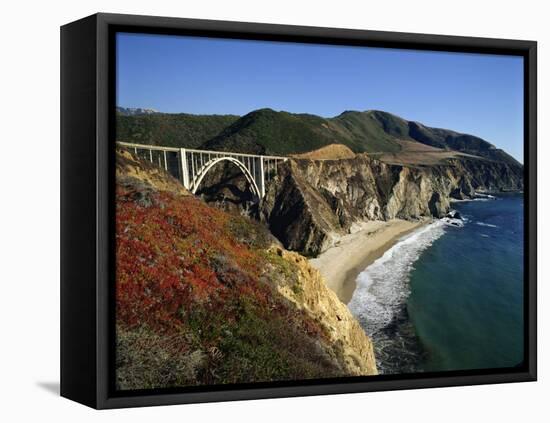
[[117, 141, 286, 160]]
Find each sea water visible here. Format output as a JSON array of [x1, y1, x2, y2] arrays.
[[348, 194, 524, 374]]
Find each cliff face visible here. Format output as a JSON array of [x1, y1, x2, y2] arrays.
[[273, 246, 377, 375], [260, 155, 523, 256], [115, 150, 377, 390]]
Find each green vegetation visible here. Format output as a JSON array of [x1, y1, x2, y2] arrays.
[[203, 109, 338, 154], [203, 108, 404, 155], [116, 108, 521, 169], [331, 110, 405, 153], [116, 112, 239, 148], [407, 121, 522, 167]]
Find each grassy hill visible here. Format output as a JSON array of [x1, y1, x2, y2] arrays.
[[330, 110, 407, 153], [202, 108, 404, 155], [202, 109, 350, 155], [407, 121, 522, 167], [116, 112, 239, 149], [333, 110, 521, 167]]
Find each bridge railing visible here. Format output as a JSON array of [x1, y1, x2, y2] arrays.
[[117, 141, 285, 159]]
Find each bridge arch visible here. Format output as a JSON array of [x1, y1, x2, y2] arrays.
[[191, 156, 261, 200], [116, 141, 288, 200]]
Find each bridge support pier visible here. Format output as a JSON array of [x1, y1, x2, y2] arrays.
[[179, 148, 190, 189], [259, 158, 265, 198]]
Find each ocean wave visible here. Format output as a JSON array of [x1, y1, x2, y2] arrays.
[[348, 221, 447, 339], [475, 222, 498, 228], [441, 217, 464, 227], [450, 198, 491, 203], [474, 192, 496, 199]]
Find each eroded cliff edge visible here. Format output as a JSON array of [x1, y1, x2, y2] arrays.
[[259, 154, 523, 256]]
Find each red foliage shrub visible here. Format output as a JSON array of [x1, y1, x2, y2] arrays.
[[115, 183, 272, 332], [115, 176, 345, 387]]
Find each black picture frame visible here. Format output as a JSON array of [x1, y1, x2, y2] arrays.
[[60, 12, 537, 409]]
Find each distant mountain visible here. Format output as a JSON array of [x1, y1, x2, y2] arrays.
[[405, 120, 522, 167], [116, 108, 521, 169], [116, 107, 159, 116]]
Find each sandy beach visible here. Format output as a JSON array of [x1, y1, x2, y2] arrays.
[[309, 219, 429, 304]]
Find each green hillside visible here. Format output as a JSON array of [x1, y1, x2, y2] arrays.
[[333, 110, 520, 167], [116, 112, 239, 149], [407, 121, 521, 167], [329, 110, 406, 153], [202, 109, 342, 155], [202, 109, 403, 155]]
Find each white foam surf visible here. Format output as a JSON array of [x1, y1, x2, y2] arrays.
[[474, 192, 496, 199], [475, 221, 498, 228], [348, 221, 447, 338], [450, 198, 491, 203]]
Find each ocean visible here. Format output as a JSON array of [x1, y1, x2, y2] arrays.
[[348, 193, 524, 375]]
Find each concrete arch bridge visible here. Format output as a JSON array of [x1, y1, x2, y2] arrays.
[[117, 141, 288, 200]]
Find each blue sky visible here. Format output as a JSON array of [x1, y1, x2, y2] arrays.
[[117, 33, 524, 162]]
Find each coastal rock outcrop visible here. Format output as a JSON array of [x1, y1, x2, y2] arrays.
[[273, 247, 377, 375], [260, 155, 523, 256]]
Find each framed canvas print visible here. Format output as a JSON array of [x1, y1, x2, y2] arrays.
[[60, 13, 537, 409]]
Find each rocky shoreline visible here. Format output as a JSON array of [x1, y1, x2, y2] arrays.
[[259, 154, 523, 257]]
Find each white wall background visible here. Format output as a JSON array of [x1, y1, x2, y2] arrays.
[[1, 0, 546, 421]]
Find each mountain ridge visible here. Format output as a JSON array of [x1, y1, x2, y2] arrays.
[[117, 107, 522, 168]]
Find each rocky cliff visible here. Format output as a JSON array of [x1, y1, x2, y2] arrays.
[[272, 246, 377, 374], [259, 154, 523, 256]]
